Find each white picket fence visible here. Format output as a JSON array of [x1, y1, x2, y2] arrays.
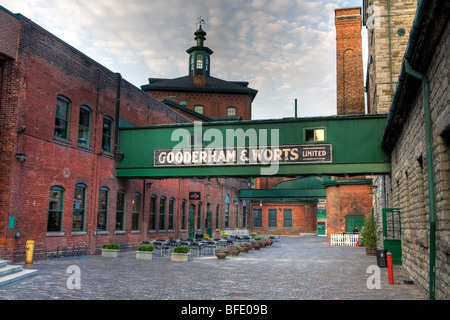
[[330, 233, 360, 246]]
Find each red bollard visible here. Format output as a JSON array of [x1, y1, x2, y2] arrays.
[[387, 252, 394, 285]]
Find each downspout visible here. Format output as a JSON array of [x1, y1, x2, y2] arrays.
[[404, 59, 435, 300], [114, 73, 122, 159]]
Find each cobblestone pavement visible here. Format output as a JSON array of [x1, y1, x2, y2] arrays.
[[0, 236, 427, 301]]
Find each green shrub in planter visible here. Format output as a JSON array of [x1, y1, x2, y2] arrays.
[[102, 243, 120, 250], [173, 246, 189, 253], [137, 244, 155, 252]]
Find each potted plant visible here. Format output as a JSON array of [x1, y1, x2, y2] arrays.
[[252, 240, 262, 250], [214, 247, 230, 259], [101, 243, 120, 258], [171, 246, 190, 262], [228, 244, 243, 256], [239, 242, 252, 253], [360, 215, 378, 256], [136, 244, 155, 261]]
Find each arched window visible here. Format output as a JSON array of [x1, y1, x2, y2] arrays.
[[168, 197, 175, 230], [159, 196, 166, 230], [225, 195, 230, 229], [131, 192, 141, 231], [54, 96, 70, 139], [78, 106, 91, 146], [149, 195, 157, 231], [116, 190, 126, 231], [97, 187, 109, 231], [102, 116, 113, 152], [48, 186, 65, 232], [73, 183, 87, 232]]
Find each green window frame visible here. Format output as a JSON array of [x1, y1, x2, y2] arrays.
[[97, 187, 109, 231], [268, 208, 277, 228], [181, 199, 187, 230], [48, 186, 64, 232], [131, 192, 141, 231], [78, 106, 91, 146], [168, 197, 175, 230], [283, 209, 293, 228], [149, 195, 157, 231], [197, 202, 202, 230], [102, 116, 113, 152], [159, 196, 166, 230], [73, 183, 87, 232], [116, 190, 126, 231], [253, 208, 262, 228], [225, 195, 230, 228], [216, 204, 220, 229], [54, 96, 70, 139]]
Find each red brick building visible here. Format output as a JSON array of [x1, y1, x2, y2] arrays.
[[0, 7, 247, 262]]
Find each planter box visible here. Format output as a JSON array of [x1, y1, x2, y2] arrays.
[[102, 249, 120, 258], [171, 252, 190, 262], [136, 251, 154, 261]]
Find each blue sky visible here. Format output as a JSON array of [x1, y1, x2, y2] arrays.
[[2, 0, 367, 119]]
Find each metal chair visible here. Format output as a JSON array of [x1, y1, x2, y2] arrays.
[[154, 241, 171, 256]]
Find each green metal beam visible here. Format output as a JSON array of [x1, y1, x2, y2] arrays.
[[116, 114, 391, 178]]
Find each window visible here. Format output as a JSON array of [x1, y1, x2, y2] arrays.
[[216, 204, 220, 229], [159, 197, 166, 230], [181, 200, 187, 230], [116, 190, 126, 231], [196, 54, 203, 69], [242, 200, 247, 228], [54, 96, 70, 139], [253, 208, 262, 228], [73, 184, 87, 231], [197, 202, 202, 230], [97, 187, 109, 231], [78, 106, 91, 146], [149, 195, 157, 231], [168, 198, 175, 230], [48, 186, 64, 232], [283, 209, 292, 228], [268, 209, 277, 228], [102, 116, 113, 152], [194, 105, 204, 114], [225, 195, 230, 228], [305, 128, 325, 142], [227, 107, 237, 117], [131, 193, 141, 231]]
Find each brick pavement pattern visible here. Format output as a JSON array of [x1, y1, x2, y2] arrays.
[[0, 237, 426, 300]]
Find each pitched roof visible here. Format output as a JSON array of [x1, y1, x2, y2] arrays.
[[141, 75, 258, 100]]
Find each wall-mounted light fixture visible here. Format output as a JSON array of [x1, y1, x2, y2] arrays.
[[147, 182, 153, 188], [15, 153, 26, 162]]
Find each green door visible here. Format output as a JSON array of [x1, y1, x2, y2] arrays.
[[345, 215, 364, 233], [188, 205, 195, 239], [382, 208, 402, 265], [206, 210, 213, 238], [317, 222, 326, 235]]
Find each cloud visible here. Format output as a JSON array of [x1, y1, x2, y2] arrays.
[[2, 0, 366, 119]]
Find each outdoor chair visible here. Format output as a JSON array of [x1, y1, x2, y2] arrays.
[[153, 241, 171, 257]]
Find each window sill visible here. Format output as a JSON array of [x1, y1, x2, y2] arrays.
[[47, 232, 65, 237], [115, 231, 126, 235], [95, 231, 109, 236], [71, 231, 87, 236]]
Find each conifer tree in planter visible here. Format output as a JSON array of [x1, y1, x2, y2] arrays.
[[360, 215, 378, 256]]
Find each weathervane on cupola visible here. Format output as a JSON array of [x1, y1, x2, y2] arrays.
[[187, 16, 213, 78]]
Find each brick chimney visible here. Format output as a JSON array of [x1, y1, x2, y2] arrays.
[[335, 7, 365, 115], [193, 75, 207, 87]]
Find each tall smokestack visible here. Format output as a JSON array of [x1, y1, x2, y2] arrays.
[[335, 7, 365, 115]]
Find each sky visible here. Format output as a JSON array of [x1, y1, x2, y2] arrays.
[[2, 0, 367, 120]]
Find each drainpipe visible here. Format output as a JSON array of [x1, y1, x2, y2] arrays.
[[404, 59, 435, 300], [114, 73, 122, 159]]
